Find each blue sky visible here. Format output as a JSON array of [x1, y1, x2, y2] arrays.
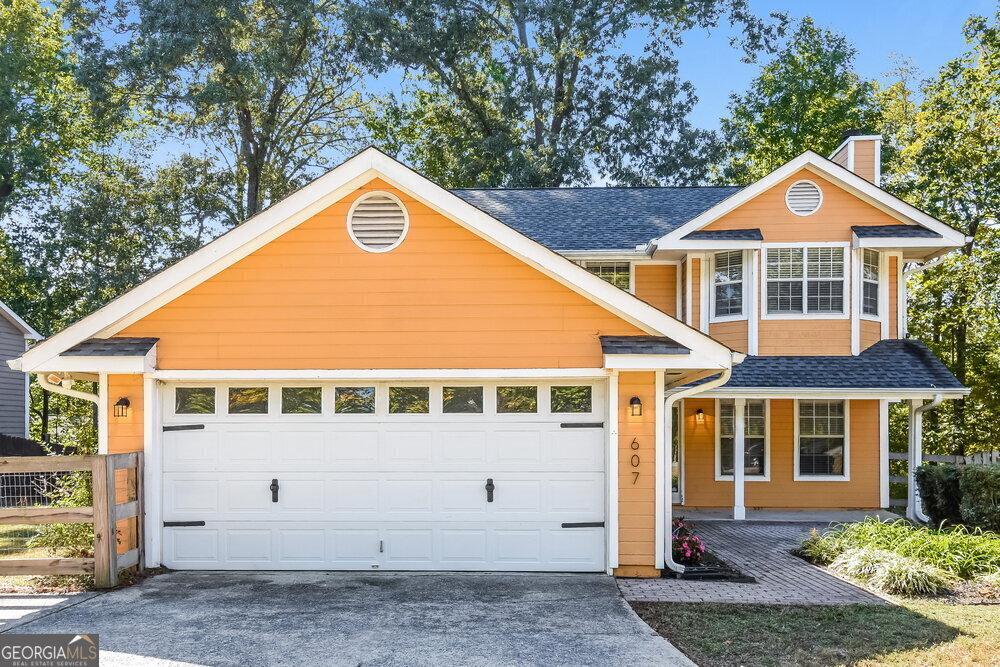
[[676, 0, 992, 130]]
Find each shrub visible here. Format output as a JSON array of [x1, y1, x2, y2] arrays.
[[797, 528, 841, 565], [915, 464, 963, 527], [959, 464, 1000, 533], [831, 548, 956, 596]]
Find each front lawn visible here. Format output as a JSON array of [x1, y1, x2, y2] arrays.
[[632, 600, 1000, 666]]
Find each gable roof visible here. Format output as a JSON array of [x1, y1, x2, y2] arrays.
[[650, 151, 970, 255], [15, 148, 737, 373], [0, 299, 40, 339], [452, 187, 741, 252], [63, 337, 159, 356]]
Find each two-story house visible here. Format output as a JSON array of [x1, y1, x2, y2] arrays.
[[9, 135, 967, 578], [0, 299, 40, 438]]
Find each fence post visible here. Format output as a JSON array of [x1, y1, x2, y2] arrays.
[[91, 457, 117, 588]]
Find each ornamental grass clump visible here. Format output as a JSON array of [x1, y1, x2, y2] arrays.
[[830, 548, 957, 596]]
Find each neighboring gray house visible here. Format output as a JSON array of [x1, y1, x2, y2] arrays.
[[0, 300, 40, 437]]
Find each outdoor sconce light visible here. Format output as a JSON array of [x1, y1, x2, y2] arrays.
[[629, 396, 642, 417], [114, 397, 130, 418], [695, 408, 705, 423]]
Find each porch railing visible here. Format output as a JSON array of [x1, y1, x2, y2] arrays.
[[0, 453, 143, 588]]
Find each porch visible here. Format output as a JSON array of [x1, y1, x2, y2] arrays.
[[672, 508, 899, 523]]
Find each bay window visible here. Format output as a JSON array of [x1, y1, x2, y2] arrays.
[[766, 247, 846, 315]]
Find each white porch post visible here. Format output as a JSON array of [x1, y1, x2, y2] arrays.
[[733, 398, 746, 520]]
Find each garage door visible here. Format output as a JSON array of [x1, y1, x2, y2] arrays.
[[161, 381, 606, 571]]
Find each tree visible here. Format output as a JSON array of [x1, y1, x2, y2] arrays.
[[888, 9, 1000, 455], [347, 0, 785, 188], [715, 17, 878, 184], [0, 0, 96, 219], [131, 0, 374, 221]]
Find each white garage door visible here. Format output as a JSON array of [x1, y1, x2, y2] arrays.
[[160, 381, 606, 571]]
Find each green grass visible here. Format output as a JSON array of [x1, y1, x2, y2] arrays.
[[632, 600, 1000, 667], [0, 525, 52, 560]]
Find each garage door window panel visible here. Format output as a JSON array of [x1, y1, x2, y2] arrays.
[[443, 386, 484, 413], [282, 387, 322, 414], [335, 386, 376, 414], [228, 387, 269, 414], [497, 386, 538, 413], [389, 386, 430, 414], [175, 387, 216, 415], [551, 386, 592, 413]]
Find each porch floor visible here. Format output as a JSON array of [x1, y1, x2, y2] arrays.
[[617, 521, 887, 605], [674, 508, 900, 523]]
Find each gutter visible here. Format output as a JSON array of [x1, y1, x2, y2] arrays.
[[909, 393, 943, 523], [662, 364, 734, 574], [36, 374, 99, 405]]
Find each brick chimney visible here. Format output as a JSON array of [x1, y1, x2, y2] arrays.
[[829, 130, 882, 186]]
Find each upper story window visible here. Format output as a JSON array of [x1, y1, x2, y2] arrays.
[[862, 249, 880, 317], [585, 262, 630, 291], [713, 251, 744, 319], [765, 247, 845, 315]]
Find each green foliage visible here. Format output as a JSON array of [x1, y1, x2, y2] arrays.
[[348, 0, 786, 187], [715, 17, 878, 184], [799, 518, 1000, 580], [831, 548, 956, 596], [915, 465, 964, 527], [959, 464, 1000, 533]]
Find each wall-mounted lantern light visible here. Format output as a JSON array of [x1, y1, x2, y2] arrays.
[[629, 396, 642, 417], [114, 397, 131, 418], [695, 408, 705, 423]]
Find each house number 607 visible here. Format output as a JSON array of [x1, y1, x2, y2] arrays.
[[630, 438, 640, 484]]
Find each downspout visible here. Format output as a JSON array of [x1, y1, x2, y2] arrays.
[[36, 374, 99, 405], [662, 364, 733, 574], [909, 393, 943, 523]]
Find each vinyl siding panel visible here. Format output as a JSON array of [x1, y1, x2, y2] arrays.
[[690, 258, 702, 329], [860, 319, 881, 351], [615, 372, 658, 575], [634, 264, 677, 317], [120, 178, 645, 369], [108, 374, 144, 555], [757, 319, 851, 356], [0, 317, 26, 437], [889, 255, 899, 339], [852, 141, 878, 184], [709, 320, 748, 354], [682, 398, 880, 509]]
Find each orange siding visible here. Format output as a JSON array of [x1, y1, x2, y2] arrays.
[[682, 399, 880, 509], [709, 320, 748, 354], [679, 260, 687, 323], [889, 256, 899, 339], [757, 319, 851, 356], [107, 374, 144, 555], [860, 320, 881, 351], [120, 179, 644, 369], [634, 264, 677, 317], [831, 145, 849, 169], [702, 169, 903, 243], [615, 372, 659, 577], [690, 258, 701, 328], [852, 140, 878, 184]]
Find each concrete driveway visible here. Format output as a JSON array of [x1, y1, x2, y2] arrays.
[[2, 572, 692, 666]]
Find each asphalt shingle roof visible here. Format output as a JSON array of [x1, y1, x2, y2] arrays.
[[63, 337, 159, 357], [852, 225, 942, 239], [451, 187, 743, 251], [600, 335, 690, 355], [682, 228, 763, 241], [693, 339, 963, 390]]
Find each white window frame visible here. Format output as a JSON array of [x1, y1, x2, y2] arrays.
[[860, 248, 882, 321], [794, 399, 851, 482], [709, 250, 748, 323], [784, 179, 824, 216], [761, 242, 850, 320], [714, 398, 770, 481], [583, 261, 632, 293]]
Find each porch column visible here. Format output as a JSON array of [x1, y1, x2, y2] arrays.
[[733, 398, 746, 520]]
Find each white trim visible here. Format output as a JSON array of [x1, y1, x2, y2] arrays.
[[714, 398, 771, 482], [851, 248, 861, 355], [0, 299, 41, 338], [607, 371, 619, 571], [853, 235, 956, 249], [153, 368, 615, 381], [31, 349, 157, 374], [793, 398, 851, 482], [346, 190, 410, 253], [652, 151, 969, 250], [732, 398, 746, 520], [654, 370, 665, 568], [604, 354, 729, 371], [878, 252, 890, 339], [896, 253, 906, 338], [675, 264, 683, 319], [672, 401, 685, 505], [847, 141, 855, 173], [747, 249, 759, 355], [702, 387, 968, 399], [97, 373, 109, 455], [708, 250, 749, 324], [683, 258, 693, 326], [830, 134, 884, 160], [18, 148, 733, 373], [760, 243, 850, 321], [143, 375, 162, 568], [784, 179, 824, 216], [697, 255, 709, 333], [879, 398, 890, 508], [559, 250, 649, 261]]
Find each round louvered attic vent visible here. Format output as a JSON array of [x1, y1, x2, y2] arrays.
[[785, 180, 823, 216], [347, 192, 409, 252]]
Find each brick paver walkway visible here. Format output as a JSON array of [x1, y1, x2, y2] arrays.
[[617, 522, 886, 605]]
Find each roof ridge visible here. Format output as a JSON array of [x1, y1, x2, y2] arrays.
[[450, 185, 744, 191]]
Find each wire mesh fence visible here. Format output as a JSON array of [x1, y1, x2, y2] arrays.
[[0, 470, 93, 559]]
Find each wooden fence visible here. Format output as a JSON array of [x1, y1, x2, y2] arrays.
[[0, 453, 143, 588], [887, 451, 1000, 507]]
